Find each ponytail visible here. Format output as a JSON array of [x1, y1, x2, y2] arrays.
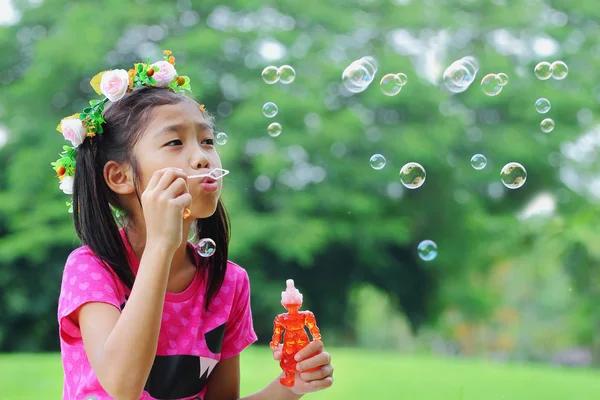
[[72, 136, 135, 288]]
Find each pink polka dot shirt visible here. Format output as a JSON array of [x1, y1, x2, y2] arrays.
[[57, 230, 257, 399]]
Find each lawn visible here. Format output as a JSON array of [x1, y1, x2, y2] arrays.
[[1, 346, 599, 399]]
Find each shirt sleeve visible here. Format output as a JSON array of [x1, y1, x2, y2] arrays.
[[57, 247, 124, 345], [221, 265, 258, 359]]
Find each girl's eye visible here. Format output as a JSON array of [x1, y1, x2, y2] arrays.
[[202, 138, 214, 145], [165, 139, 183, 146]]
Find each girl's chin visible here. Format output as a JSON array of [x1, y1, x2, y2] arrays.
[[187, 203, 219, 220]]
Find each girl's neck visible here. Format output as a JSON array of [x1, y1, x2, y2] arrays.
[[124, 221, 194, 276]]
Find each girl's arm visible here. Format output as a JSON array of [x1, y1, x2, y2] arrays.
[[204, 355, 302, 400], [77, 245, 174, 400]]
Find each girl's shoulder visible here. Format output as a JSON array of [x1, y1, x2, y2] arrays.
[[223, 260, 251, 290], [61, 245, 125, 295]]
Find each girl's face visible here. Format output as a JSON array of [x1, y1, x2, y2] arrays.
[[134, 101, 222, 219]]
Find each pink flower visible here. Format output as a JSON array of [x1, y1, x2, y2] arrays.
[[100, 69, 129, 102], [151, 61, 177, 87], [61, 117, 87, 147]]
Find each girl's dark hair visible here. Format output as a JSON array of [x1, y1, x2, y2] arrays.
[[72, 86, 230, 311]]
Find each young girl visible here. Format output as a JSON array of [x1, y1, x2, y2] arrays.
[[54, 51, 334, 400]]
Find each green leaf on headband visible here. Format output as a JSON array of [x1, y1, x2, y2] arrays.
[[137, 63, 144, 73], [148, 77, 156, 85]]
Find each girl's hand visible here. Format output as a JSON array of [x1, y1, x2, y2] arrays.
[[141, 167, 192, 252], [272, 340, 334, 395]]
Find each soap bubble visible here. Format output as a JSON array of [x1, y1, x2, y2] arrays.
[[278, 65, 296, 84], [461, 56, 479, 71], [342, 57, 377, 93], [540, 118, 555, 133], [500, 162, 527, 189], [470, 154, 487, 170], [361, 56, 378, 70], [550, 61, 568, 80], [534, 62, 552, 80], [481, 74, 503, 96], [370, 154, 386, 170], [497, 73, 509, 86], [380, 74, 403, 96], [535, 98, 551, 114], [443, 63, 473, 93], [215, 132, 228, 145], [396, 73, 408, 86], [399, 162, 426, 189], [262, 66, 279, 84], [197, 238, 216, 257], [262, 102, 278, 118], [418, 240, 438, 261], [267, 122, 282, 137]]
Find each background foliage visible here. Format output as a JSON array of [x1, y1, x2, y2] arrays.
[[1, 0, 599, 370]]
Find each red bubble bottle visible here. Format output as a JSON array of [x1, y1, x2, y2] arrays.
[[270, 279, 321, 387]]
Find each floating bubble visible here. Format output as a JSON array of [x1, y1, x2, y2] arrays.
[[461, 56, 479, 71], [535, 98, 551, 114], [267, 122, 282, 137], [399, 162, 426, 189], [197, 238, 216, 257], [470, 154, 487, 170], [380, 74, 403, 96], [550, 61, 568, 80], [540, 118, 555, 133], [370, 154, 386, 170], [278, 65, 296, 84], [497, 73, 509, 86], [361, 56, 378, 71], [396, 73, 408, 86], [342, 58, 377, 93], [215, 132, 228, 145], [443, 61, 475, 93], [262, 102, 278, 118], [481, 74, 503, 96], [418, 240, 438, 261], [262, 66, 279, 84], [534, 61, 552, 80], [500, 162, 527, 189]]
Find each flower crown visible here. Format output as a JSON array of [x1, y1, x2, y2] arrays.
[[51, 50, 193, 212]]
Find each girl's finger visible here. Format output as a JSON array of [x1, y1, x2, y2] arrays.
[[308, 376, 334, 391], [155, 168, 186, 192], [296, 351, 331, 372], [299, 364, 334, 382], [163, 177, 189, 199], [294, 340, 324, 361]]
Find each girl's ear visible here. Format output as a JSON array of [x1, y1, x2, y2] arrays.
[[104, 161, 135, 195]]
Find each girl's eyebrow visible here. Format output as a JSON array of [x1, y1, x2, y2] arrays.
[[154, 122, 212, 138]]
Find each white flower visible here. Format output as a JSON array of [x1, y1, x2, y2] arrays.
[[100, 69, 129, 102], [59, 176, 74, 195], [60, 118, 87, 147], [151, 61, 177, 87]]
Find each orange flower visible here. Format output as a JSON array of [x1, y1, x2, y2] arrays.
[[57, 166, 66, 177], [177, 76, 185, 85], [168, 55, 176, 65], [199, 104, 206, 112], [163, 50, 172, 56], [129, 77, 134, 87], [128, 69, 136, 78]]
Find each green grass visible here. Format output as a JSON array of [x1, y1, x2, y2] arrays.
[[1, 347, 599, 399]]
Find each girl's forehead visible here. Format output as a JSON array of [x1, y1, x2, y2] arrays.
[[150, 101, 205, 123]]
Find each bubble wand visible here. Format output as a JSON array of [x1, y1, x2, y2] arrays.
[[183, 168, 229, 219]]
